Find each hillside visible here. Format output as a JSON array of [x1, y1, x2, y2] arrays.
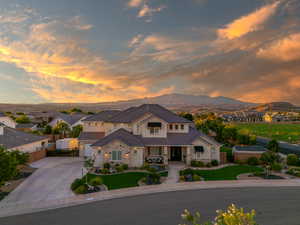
[[0, 93, 255, 113], [251, 102, 300, 112]]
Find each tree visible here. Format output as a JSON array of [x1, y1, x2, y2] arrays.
[[53, 122, 70, 136], [70, 108, 83, 114], [43, 125, 52, 135], [260, 151, 281, 176], [221, 127, 237, 143], [267, 139, 279, 153], [181, 204, 257, 225], [15, 115, 31, 124], [71, 125, 83, 138], [287, 154, 299, 166], [179, 113, 194, 121], [237, 134, 250, 145], [0, 147, 28, 186]]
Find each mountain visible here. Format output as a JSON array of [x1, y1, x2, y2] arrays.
[[0, 94, 255, 113], [100, 93, 254, 107]]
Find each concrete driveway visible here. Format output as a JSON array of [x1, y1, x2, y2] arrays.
[[0, 157, 84, 206]]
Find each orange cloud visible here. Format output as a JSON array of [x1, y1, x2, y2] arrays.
[[218, 1, 280, 40], [257, 33, 300, 61]]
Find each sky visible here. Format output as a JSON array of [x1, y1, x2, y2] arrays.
[[0, 0, 299, 104]]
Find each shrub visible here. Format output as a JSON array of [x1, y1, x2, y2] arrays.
[[103, 162, 111, 169], [206, 162, 212, 168], [140, 177, 147, 183], [271, 163, 282, 172], [71, 178, 84, 191], [179, 175, 185, 182], [122, 164, 129, 170], [191, 160, 205, 167], [147, 167, 157, 173], [211, 160, 219, 166], [74, 184, 88, 194], [287, 154, 299, 166], [101, 168, 110, 174], [180, 168, 194, 176], [247, 157, 259, 166], [115, 166, 124, 173], [88, 177, 103, 186], [192, 174, 201, 181], [140, 163, 150, 170], [220, 146, 234, 162]]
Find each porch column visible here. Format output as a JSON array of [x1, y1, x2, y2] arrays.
[[186, 146, 192, 166], [163, 146, 168, 165]]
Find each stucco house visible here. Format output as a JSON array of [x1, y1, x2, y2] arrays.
[[0, 122, 48, 162], [48, 113, 87, 128], [79, 104, 221, 167], [0, 112, 17, 128]]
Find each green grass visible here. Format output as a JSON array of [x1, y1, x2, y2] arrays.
[[87, 172, 149, 190], [185, 165, 263, 181], [232, 123, 300, 143]]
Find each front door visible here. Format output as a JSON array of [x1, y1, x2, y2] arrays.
[[170, 147, 182, 161]]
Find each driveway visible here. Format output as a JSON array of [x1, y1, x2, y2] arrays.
[[0, 157, 84, 206]]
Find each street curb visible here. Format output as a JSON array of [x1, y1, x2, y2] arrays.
[[1, 179, 300, 218]]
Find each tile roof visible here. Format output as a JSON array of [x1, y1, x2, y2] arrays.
[[56, 113, 86, 126], [92, 127, 220, 147], [82, 110, 121, 122], [78, 132, 105, 141], [234, 145, 267, 152], [106, 104, 192, 123], [16, 123, 36, 129], [91, 128, 144, 147], [0, 127, 48, 149]]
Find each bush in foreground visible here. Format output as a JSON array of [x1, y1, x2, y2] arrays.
[[89, 177, 103, 186], [181, 204, 257, 225], [74, 184, 88, 194], [247, 157, 259, 166], [287, 154, 299, 166]]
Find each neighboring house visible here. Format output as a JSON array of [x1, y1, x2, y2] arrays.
[[233, 145, 267, 162], [27, 111, 60, 124], [0, 123, 48, 162], [48, 113, 87, 128], [221, 111, 263, 123], [80, 104, 221, 167], [16, 123, 38, 132], [0, 112, 17, 128]]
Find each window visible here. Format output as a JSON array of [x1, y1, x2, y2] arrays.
[[149, 147, 162, 156], [149, 127, 160, 135], [111, 151, 122, 161], [175, 124, 178, 130], [169, 124, 173, 130], [181, 124, 184, 130]]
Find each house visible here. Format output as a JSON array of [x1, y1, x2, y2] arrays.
[[0, 123, 48, 162], [80, 104, 221, 167], [48, 113, 87, 128], [233, 145, 267, 162], [16, 123, 38, 132], [0, 112, 17, 128]]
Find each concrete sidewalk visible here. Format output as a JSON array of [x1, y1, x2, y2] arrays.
[[1, 179, 300, 218]]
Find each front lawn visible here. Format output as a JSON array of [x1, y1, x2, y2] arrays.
[[87, 172, 149, 190], [181, 165, 263, 181]]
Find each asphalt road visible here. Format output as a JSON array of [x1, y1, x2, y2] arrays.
[[1, 187, 300, 225]]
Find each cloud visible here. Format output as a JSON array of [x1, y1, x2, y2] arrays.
[[128, 0, 144, 8], [128, 34, 144, 48], [257, 33, 300, 61], [137, 4, 166, 19], [218, 1, 280, 40]]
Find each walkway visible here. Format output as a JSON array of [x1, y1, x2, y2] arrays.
[[164, 162, 185, 184]]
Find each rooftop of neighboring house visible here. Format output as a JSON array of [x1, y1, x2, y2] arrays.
[[82, 110, 121, 122], [16, 123, 37, 129], [0, 125, 48, 149], [0, 112, 6, 117], [86, 104, 192, 124], [54, 113, 86, 126], [233, 145, 267, 152]]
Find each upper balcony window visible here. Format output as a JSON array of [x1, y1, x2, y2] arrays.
[[149, 127, 160, 135], [169, 124, 173, 130], [181, 124, 184, 130], [148, 122, 162, 128], [175, 124, 178, 130]]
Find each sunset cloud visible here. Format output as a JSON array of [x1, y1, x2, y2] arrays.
[[257, 33, 300, 61], [218, 1, 280, 40]]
